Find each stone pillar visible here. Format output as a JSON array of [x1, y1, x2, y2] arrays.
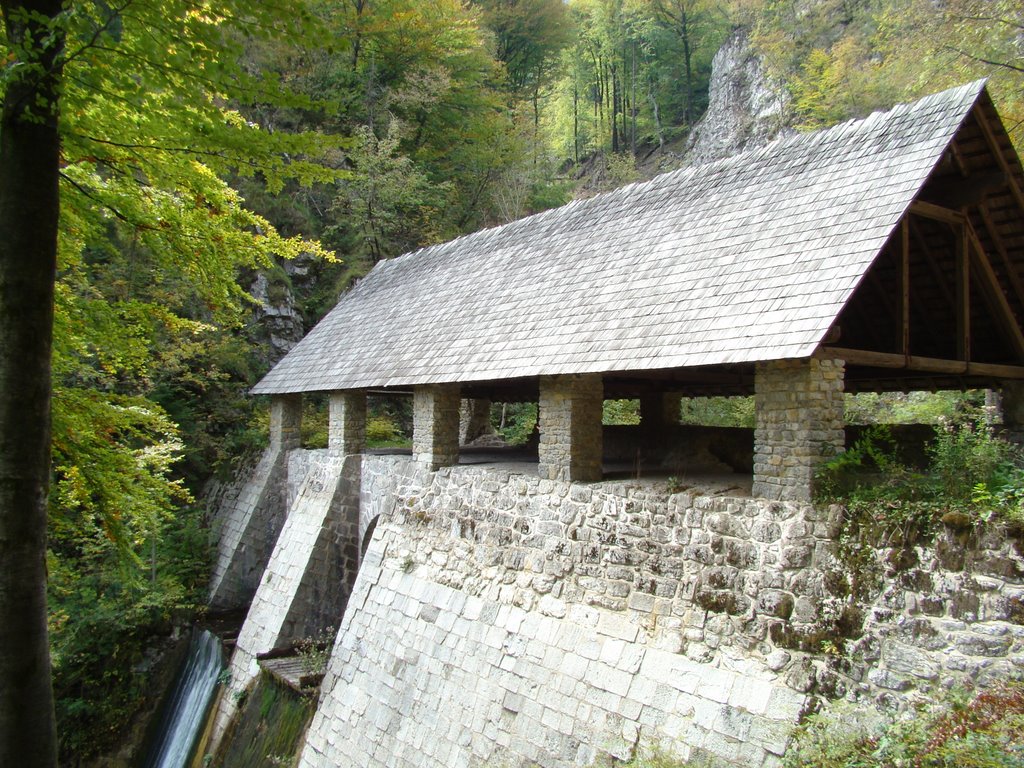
[[413, 384, 461, 470], [329, 390, 367, 454], [1000, 382, 1024, 443], [538, 374, 603, 482], [459, 398, 493, 445], [752, 359, 845, 502], [269, 394, 302, 450], [640, 392, 682, 429]]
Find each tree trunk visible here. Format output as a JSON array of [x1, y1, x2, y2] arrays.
[[573, 78, 579, 164], [610, 61, 619, 153], [631, 40, 637, 155], [680, 12, 694, 125], [0, 1, 63, 766]]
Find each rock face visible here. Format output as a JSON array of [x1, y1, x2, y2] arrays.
[[684, 28, 792, 167], [249, 260, 307, 366]]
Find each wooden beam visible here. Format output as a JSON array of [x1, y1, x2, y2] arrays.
[[910, 200, 966, 225], [972, 103, 1024, 214], [900, 218, 910, 355], [867, 269, 899, 325], [948, 140, 969, 177], [965, 222, 1024, 361], [956, 222, 970, 361], [816, 346, 1024, 379], [919, 170, 1008, 209], [978, 206, 1024, 311]]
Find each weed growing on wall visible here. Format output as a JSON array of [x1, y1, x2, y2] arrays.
[[783, 682, 1024, 767], [295, 626, 335, 677]]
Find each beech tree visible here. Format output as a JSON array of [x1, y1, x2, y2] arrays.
[[1, 1, 338, 761], [0, 1, 63, 765]]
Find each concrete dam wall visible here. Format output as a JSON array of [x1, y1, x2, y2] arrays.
[[210, 453, 1024, 767]]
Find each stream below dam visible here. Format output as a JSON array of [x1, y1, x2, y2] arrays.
[[141, 628, 224, 768]]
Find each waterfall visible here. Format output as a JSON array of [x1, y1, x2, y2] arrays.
[[143, 628, 224, 768]]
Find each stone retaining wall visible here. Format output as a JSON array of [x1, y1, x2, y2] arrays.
[[297, 456, 1023, 768]]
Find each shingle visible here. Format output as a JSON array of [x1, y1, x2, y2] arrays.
[[253, 81, 987, 395]]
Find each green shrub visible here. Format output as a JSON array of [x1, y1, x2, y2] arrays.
[[497, 402, 537, 446], [784, 683, 1024, 767], [816, 418, 1024, 529], [603, 399, 641, 425], [677, 396, 754, 428], [366, 414, 403, 446]]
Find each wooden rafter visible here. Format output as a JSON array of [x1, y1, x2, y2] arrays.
[[978, 206, 1024, 311], [909, 218, 954, 307], [840, 297, 887, 351], [956, 222, 970, 361], [972, 103, 1024, 214], [920, 170, 1008, 209], [965, 222, 1024, 361], [900, 218, 910, 356], [867, 269, 899, 326], [910, 199, 965, 225], [948, 140, 969, 177]]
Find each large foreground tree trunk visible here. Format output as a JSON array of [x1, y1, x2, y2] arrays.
[[0, 1, 64, 765]]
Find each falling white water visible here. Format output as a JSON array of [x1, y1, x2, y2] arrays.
[[143, 628, 224, 768]]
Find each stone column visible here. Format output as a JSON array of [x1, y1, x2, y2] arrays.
[[1000, 382, 1024, 442], [459, 398, 493, 445], [538, 374, 603, 482], [269, 394, 302, 450], [640, 392, 682, 430], [413, 384, 461, 470], [752, 359, 845, 502], [329, 390, 367, 454]]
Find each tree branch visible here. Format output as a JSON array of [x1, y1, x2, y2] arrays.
[[944, 46, 1024, 73]]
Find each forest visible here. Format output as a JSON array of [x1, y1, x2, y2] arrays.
[[0, 0, 1021, 763]]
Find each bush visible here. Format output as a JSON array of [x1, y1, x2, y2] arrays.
[[603, 399, 640, 425], [677, 396, 754, 428], [784, 683, 1024, 767], [816, 418, 1024, 529], [366, 414, 403, 446], [496, 402, 537, 446]]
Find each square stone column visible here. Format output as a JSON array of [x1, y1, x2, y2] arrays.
[[269, 394, 302, 450], [1000, 382, 1024, 427], [413, 384, 461, 470], [459, 398, 493, 445], [538, 374, 603, 482], [752, 359, 845, 502], [640, 392, 682, 430], [329, 391, 367, 454]]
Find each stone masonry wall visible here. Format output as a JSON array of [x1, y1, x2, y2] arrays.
[[301, 550, 803, 768], [753, 358, 845, 502], [300, 457, 834, 768], [297, 457, 1023, 768], [843, 524, 1024, 702]]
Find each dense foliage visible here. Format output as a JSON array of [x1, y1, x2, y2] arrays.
[[816, 414, 1024, 531]]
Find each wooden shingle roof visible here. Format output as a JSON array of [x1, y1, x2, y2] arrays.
[[253, 81, 1003, 395]]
